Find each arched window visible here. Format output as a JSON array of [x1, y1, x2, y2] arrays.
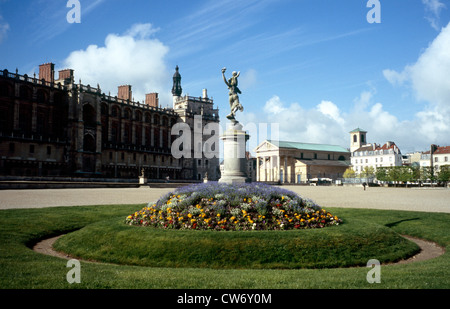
[[36, 89, 47, 104], [353, 135, 357, 143], [19, 86, 32, 100], [83, 104, 96, 128], [135, 110, 142, 121], [83, 134, 96, 152]]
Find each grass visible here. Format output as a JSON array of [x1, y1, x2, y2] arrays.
[[54, 217, 418, 269], [0, 204, 449, 289]]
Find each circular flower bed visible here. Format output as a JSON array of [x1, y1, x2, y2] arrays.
[[126, 182, 342, 231]]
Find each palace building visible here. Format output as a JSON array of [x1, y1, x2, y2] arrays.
[[0, 63, 220, 181]]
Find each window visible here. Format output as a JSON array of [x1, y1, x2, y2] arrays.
[[435, 157, 438, 162], [109, 152, 113, 160], [47, 146, 51, 155], [445, 156, 448, 162], [9, 143, 14, 153], [198, 159, 202, 166], [353, 135, 357, 143], [29, 145, 35, 153]]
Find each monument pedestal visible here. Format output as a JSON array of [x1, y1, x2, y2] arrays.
[[219, 122, 250, 184]]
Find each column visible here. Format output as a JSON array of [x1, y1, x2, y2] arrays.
[[270, 155, 275, 182], [256, 156, 260, 181], [284, 156, 288, 184]]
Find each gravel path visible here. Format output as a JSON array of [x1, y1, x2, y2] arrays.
[[1, 185, 449, 213]]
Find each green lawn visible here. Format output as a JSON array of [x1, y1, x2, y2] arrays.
[[0, 204, 449, 289]]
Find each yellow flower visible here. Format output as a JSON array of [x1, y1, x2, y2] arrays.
[[217, 213, 221, 217], [188, 213, 193, 218], [191, 219, 196, 223], [230, 216, 236, 221]]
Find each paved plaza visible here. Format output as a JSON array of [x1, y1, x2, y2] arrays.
[[0, 185, 449, 213]]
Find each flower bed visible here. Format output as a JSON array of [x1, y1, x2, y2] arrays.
[[126, 182, 342, 231]]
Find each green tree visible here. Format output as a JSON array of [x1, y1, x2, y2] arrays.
[[437, 165, 450, 185], [361, 166, 375, 180], [375, 167, 388, 182], [420, 167, 434, 182], [343, 168, 356, 179]]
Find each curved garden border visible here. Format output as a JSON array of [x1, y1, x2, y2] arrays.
[[32, 233, 445, 267]]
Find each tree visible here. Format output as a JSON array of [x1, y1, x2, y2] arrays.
[[361, 166, 375, 180], [343, 168, 356, 179], [437, 165, 450, 186], [375, 167, 388, 182], [420, 167, 434, 182]]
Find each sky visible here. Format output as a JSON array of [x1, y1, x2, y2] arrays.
[[1, 0, 450, 154]]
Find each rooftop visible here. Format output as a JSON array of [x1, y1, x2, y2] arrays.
[[349, 127, 367, 133], [267, 140, 349, 153]]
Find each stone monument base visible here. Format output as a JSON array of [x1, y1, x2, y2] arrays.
[[219, 121, 249, 184]]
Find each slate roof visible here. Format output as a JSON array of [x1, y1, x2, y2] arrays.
[[267, 140, 349, 153]]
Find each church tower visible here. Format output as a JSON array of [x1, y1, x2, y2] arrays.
[[171, 65, 182, 107], [350, 128, 367, 152]]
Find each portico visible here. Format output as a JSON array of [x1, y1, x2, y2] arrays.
[[254, 140, 350, 184]]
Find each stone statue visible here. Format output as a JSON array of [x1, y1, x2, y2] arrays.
[[222, 67, 243, 122]]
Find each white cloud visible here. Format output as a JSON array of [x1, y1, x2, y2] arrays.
[[317, 100, 345, 126], [0, 15, 9, 44], [240, 69, 258, 90], [422, 0, 446, 30], [382, 21, 450, 146], [62, 23, 171, 105], [252, 82, 448, 154], [260, 95, 347, 146]]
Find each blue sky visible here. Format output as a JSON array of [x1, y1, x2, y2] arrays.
[[1, 0, 450, 153]]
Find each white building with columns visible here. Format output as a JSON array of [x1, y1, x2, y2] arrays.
[[254, 140, 350, 183]]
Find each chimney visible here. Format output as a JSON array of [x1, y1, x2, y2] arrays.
[[57, 69, 74, 84], [202, 89, 208, 99], [145, 93, 159, 107], [39, 63, 55, 83], [118, 85, 132, 101]]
